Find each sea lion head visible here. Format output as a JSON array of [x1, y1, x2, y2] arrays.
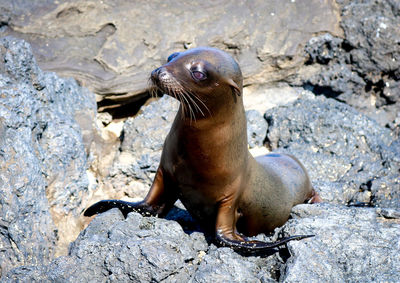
[[150, 47, 243, 119]]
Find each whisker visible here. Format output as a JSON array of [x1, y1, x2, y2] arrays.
[[151, 86, 157, 98], [172, 87, 186, 120], [186, 87, 211, 117], [179, 89, 196, 123], [184, 90, 204, 117], [174, 81, 209, 118]]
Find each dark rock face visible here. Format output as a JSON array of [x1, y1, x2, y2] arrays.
[[246, 110, 268, 148], [0, 37, 96, 276], [113, 96, 179, 185], [297, 0, 400, 128], [283, 203, 400, 282], [1, 209, 282, 282], [265, 92, 399, 209], [3, 204, 399, 282]]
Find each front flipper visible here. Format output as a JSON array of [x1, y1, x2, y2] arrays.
[[84, 200, 159, 218], [215, 231, 314, 254], [84, 167, 177, 218]]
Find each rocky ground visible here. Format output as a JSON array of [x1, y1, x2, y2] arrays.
[[0, 0, 399, 282]]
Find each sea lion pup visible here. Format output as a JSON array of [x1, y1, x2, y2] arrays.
[[85, 47, 322, 253]]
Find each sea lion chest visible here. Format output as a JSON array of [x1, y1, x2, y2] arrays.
[[160, 117, 247, 223]]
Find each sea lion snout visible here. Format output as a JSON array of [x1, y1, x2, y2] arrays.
[[151, 67, 161, 78], [150, 66, 168, 84], [150, 65, 181, 96]]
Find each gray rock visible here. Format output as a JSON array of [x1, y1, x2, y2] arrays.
[[264, 92, 400, 208], [108, 95, 179, 189], [3, 209, 209, 282], [0, 36, 96, 276], [282, 203, 400, 282], [193, 246, 280, 283], [4, 203, 399, 282], [0, 208, 284, 282], [246, 110, 268, 148], [296, 0, 400, 128]]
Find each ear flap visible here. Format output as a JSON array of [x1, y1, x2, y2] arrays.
[[226, 78, 242, 96]]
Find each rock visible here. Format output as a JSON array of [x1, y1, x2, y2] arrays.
[[2, 209, 209, 282], [4, 203, 400, 282], [192, 246, 281, 282], [0, 0, 342, 108], [246, 110, 267, 148], [295, 0, 400, 128], [0, 36, 97, 275], [243, 84, 302, 115], [264, 91, 400, 208], [96, 95, 180, 200], [282, 203, 400, 282], [0, 208, 289, 282], [118, 95, 179, 180]]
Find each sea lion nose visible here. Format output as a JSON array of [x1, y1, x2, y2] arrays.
[[151, 67, 169, 82], [151, 67, 161, 81]]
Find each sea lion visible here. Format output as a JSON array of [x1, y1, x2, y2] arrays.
[[85, 47, 322, 253]]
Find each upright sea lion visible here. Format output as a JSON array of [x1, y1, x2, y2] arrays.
[[85, 47, 322, 253]]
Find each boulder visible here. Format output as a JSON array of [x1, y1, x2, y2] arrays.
[[0, 36, 96, 276], [264, 92, 400, 209], [296, 0, 400, 128], [3, 202, 399, 282]]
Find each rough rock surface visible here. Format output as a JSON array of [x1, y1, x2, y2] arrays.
[[0, 37, 96, 276], [295, 0, 400, 128], [0, 0, 342, 108], [116, 96, 179, 185], [3, 203, 399, 282], [282, 204, 400, 282], [246, 110, 268, 148], [84, 95, 180, 206], [264, 92, 400, 209], [1, 209, 283, 282]]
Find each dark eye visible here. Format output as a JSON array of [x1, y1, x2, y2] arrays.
[[167, 52, 180, 62], [191, 70, 207, 81]]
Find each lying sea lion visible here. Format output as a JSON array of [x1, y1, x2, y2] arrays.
[[85, 47, 322, 253]]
